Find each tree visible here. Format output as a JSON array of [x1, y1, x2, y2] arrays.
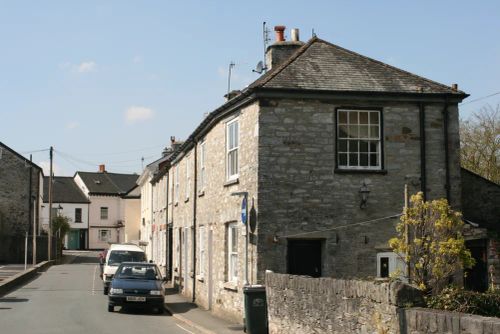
[[52, 215, 71, 256], [389, 192, 475, 295], [460, 104, 500, 184]]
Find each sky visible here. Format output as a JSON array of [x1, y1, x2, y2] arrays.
[[1, 0, 499, 176]]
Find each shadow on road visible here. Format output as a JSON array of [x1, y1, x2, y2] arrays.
[[71, 254, 100, 264], [0, 297, 29, 303]]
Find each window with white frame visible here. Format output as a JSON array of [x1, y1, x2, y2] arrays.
[[75, 208, 82, 223], [337, 109, 381, 169], [227, 223, 238, 282], [174, 164, 179, 203], [198, 226, 206, 278], [100, 207, 108, 220], [226, 118, 239, 180], [376, 252, 406, 281], [199, 141, 206, 191], [185, 156, 191, 201], [99, 229, 111, 242]]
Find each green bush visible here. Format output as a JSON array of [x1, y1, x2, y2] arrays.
[[426, 286, 500, 318]]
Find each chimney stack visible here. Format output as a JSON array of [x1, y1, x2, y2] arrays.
[[99, 164, 106, 173], [265, 26, 304, 70], [274, 25, 286, 42], [451, 83, 458, 91]]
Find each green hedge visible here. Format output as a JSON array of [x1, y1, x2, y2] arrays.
[[426, 286, 500, 318]]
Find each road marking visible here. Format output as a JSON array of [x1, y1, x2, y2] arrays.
[[176, 324, 194, 334], [92, 265, 97, 295]]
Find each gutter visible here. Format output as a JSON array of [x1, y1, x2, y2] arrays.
[[443, 99, 451, 201]]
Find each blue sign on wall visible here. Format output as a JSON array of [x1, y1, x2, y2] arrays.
[[241, 196, 247, 225]]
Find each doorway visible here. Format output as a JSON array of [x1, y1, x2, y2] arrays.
[[287, 239, 322, 277], [464, 239, 488, 292]]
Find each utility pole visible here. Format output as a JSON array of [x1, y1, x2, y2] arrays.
[[48, 146, 53, 261]]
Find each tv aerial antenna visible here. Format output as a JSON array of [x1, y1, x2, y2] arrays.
[[227, 61, 236, 96], [253, 21, 270, 74]]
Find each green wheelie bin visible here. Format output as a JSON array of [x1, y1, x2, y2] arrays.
[[243, 285, 268, 334]]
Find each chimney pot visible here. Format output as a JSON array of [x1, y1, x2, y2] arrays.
[[274, 25, 286, 42], [291, 28, 300, 42], [170, 136, 176, 144], [99, 164, 106, 173], [451, 83, 458, 91]]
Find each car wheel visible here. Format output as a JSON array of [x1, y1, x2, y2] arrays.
[[108, 304, 114, 312], [103, 287, 108, 295]]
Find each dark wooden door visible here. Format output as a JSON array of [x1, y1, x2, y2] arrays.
[[287, 239, 322, 277], [464, 239, 488, 292]]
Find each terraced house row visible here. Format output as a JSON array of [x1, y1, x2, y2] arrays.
[[137, 27, 499, 322]]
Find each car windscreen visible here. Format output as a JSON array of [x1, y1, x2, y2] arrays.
[[107, 250, 146, 266], [115, 264, 161, 280]]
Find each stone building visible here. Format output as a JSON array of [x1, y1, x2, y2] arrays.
[[158, 27, 468, 322], [0, 141, 44, 262], [74, 165, 139, 249]]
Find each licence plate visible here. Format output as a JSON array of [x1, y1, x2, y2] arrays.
[[126, 296, 146, 302]]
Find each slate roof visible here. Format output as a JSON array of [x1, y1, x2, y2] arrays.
[[250, 37, 466, 95], [76, 172, 139, 195], [43, 176, 89, 203]]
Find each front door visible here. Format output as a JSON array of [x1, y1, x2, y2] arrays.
[[287, 239, 322, 277], [67, 230, 80, 250], [464, 239, 488, 292]]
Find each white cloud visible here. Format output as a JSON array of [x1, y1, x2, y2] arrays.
[[125, 106, 154, 124], [66, 121, 79, 129], [59, 61, 97, 74], [76, 61, 96, 73]]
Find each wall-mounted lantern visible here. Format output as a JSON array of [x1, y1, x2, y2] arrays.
[[359, 182, 370, 209]]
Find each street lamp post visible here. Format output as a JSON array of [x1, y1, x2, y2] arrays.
[[231, 191, 249, 286]]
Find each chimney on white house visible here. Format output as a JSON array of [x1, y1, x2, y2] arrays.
[[265, 26, 304, 70]]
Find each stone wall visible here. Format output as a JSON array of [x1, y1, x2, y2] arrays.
[[0, 144, 42, 239], [257, 98, 461, 280], [266, 272, 423, 334], [266, 273, 500, 334], [403, 308, 500, 333]]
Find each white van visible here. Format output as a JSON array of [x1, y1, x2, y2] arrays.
[[102, 243, 147, 294]]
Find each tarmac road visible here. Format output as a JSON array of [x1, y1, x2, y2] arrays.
[[0, 251, 200, 334]]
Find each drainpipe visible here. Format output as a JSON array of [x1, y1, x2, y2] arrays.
[[192, 142, 198, 303], [443, 98, 451, 202], [165, 171, 170, 280], [419, 102, 427, 200]]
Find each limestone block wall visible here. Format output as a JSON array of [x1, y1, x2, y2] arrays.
[[257, 98, 462, 280], [266, 273, 423, 334], [170, 101, 260, 323], [0, 144, 42, 238]]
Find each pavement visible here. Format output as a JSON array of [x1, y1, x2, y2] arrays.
[[164, 287, 245, 334]]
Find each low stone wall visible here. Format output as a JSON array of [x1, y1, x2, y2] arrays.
[[266, 273, 500, 334], [404, 308, 500, 334], [265, 273, 423, 334]]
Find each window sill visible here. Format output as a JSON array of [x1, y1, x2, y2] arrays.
[[184, 197, 189, 203], [196, 275, 205, 282], [223, 281, 238, 291], [198, 190, 205, 197], [223, 178, 239, 187], [174, 202, 178, 207], [334, 168, 387, 175]]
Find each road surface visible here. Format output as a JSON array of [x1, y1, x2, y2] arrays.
[[0, 251, 200, 334]]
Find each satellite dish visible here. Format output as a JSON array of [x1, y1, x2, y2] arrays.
[[252, 61, 265, 74]]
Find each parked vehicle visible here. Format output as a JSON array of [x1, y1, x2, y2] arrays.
[[107, 262, 166, 313], [102, 244, 146, 295]]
